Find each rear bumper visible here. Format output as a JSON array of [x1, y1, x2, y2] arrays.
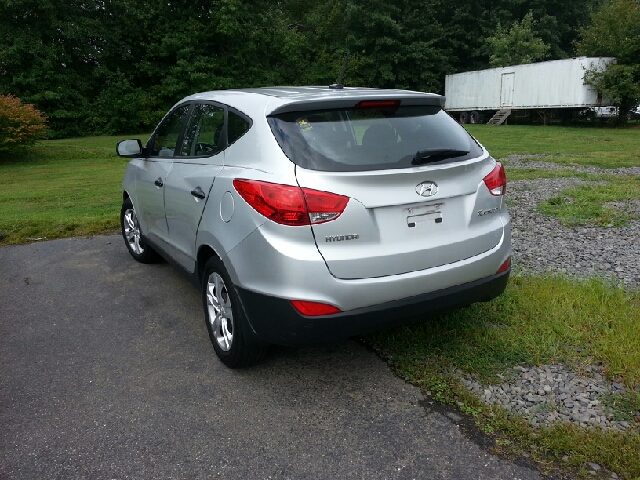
[[236, 269, 509, 346]]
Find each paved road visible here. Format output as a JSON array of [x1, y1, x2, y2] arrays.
[[1, 236, 541, 479]]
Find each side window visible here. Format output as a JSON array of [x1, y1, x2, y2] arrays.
[[150, 104, 191, 157], [228, 111, 251, 145], [179, 103, 225, 157]]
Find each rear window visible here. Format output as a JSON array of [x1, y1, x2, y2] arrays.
[[267, 105, 483, 172]]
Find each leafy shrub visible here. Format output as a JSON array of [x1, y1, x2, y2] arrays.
[[0, 95, 47, 153]]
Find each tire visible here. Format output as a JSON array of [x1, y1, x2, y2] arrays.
[[120, 198, 160, 263], [469, 111, 481, 124], [202, 256, 268, 368], [459, 112, 469, 124]]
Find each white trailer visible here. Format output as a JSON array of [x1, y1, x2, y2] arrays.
[[444, 57, 615, 124]]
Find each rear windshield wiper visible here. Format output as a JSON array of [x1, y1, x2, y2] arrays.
[[412, 148, 470, 165]]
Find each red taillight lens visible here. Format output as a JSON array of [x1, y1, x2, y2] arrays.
[[303, 189, 349, 224], [290, 300, 342, 316], [483, 162, 507, 196], [233, 179, 349, 226], [496, 257, 511, 274]]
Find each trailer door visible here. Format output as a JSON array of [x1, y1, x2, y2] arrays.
[[501, 73, 515, 107]]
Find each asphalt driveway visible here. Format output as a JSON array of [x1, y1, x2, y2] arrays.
[[0, 236, 541, 479]]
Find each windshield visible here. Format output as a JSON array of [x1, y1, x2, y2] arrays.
[[268, 105, 483, 172]]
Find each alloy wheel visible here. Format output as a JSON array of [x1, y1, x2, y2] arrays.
[[123, 207, 144, 255], [206, 272, 234, 351]]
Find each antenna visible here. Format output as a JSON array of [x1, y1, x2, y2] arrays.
[[329, 54, 350, 89]]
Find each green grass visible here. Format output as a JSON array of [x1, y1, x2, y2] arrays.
[[0, 135, 144, 244], [467, 124, 640, 169], [538, 175, 640, 227], [368, 276, 640, 478], [371, 276, 640, 384]]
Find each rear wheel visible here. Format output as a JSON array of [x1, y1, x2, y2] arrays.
[[120, 198, 159, 263], [469, 111, 481, 124], [459, 111, 469, 124], [202, 256, 267, 368]]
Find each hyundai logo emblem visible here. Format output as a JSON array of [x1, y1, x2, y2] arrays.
[[415, 181, 438, 197]]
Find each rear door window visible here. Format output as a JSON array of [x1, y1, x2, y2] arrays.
[[179, 103, 225, 157], [268, 105, 483, 172]]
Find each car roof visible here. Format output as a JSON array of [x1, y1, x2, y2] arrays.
[[181, 86, 445, 117]]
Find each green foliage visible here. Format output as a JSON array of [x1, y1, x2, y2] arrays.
[[0, 95, 47, 153], [577, 0, 640, 115], [576, 0, 640, 64], [583, 63, 640, 113], [0, 0, 608, 137], [343, 0, 449, 91], [486, 12, 550, 67]]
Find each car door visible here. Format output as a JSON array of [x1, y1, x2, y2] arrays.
[[162, 102, 227, 272], [136, 104, 191, 248]]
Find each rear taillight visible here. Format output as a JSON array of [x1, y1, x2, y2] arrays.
[[483, 162, 507, 196], [233, 179, 349, 226], [290, 300, 342, 316], [496, 257, 511, 274]]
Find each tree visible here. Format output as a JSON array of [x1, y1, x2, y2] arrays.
[[576, 0, 640, 119], [0, 0, 617, 137], [0, 95, 47, 153], [0, 0, 107, 137], [486, 11, 550, 67]]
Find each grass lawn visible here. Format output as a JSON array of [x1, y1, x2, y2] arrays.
[[466, 124, 640, 169], [1, 125, 639, 478], [0, 135, 144, 245]]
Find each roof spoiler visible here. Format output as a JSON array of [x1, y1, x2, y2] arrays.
[[268, 94, 446, 116]]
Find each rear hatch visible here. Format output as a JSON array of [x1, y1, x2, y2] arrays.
[[268, 100, 505, 280]]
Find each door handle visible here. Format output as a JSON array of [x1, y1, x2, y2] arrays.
[[154, 178, 164, 187], [191, 186, 206, 199]]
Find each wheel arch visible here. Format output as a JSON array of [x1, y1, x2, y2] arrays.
[[197, 244, 222, 284]]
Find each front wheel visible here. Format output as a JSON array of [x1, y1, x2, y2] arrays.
[[202, 256, 267, 368], [120, 198, 159, 263]]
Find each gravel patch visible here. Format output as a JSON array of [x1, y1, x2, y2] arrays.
[[459, 364, 631, 431], [508, 173, 640, 289], [460, 155, 640, 433]]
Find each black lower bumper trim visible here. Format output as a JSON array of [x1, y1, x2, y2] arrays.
[[236, 270, 509, 346]]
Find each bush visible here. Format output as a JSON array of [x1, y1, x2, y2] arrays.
[[0, 95, 47, 153]]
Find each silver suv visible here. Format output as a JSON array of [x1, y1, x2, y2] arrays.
[[117, 87, 511, 368]]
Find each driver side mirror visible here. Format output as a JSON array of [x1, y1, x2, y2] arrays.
[[116, 139, 145, 158]]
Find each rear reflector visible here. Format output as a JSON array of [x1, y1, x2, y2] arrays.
[[496, 257, 511, 274], [483, 162, 507, 196], [233, 179, 349, 226], [355, 100, 401, 109], [290, 300, 342, 316]]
